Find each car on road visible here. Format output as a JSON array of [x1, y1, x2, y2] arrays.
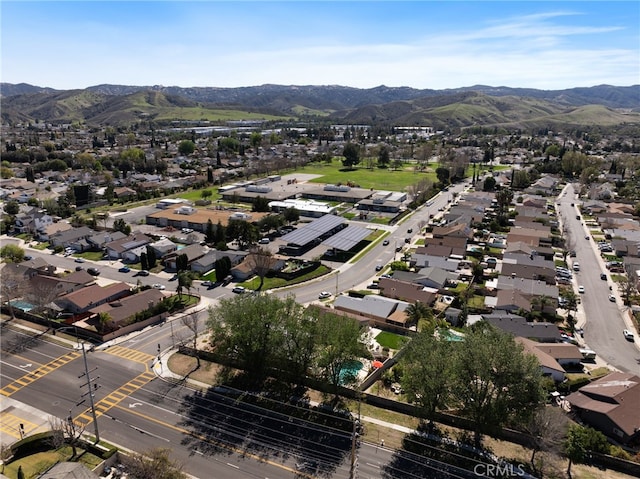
[[375, 265, 383, 271], [118, 266, 131, 273], [407, 228, 413, 233], [578, 285, 585, 294], [569, 250, 577, 257], [137, 270, 150, 276], [169, 274, 178, 281], [608, 294, 616, 302], [600, 273, 607, 280], [24, 255, 33, 261], [395, 246, 402, 252], [382, 239, 389, 246], [202, 280, 214, 287], [152, 283, 166, 290], [74, 257, 85, 263], [318, 291, 332, 299], [75, 266, 84, 271], [232, 286, 246, 294], [87, 267, 100, 276], [623, 329, 634, 341]]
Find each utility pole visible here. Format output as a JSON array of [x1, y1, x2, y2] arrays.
[[349, 395, 362, 479], [78, 345, 100, 443]]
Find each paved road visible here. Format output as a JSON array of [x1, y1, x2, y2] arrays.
[[3, 326, 480, 479], [557, 184, 640, 374]]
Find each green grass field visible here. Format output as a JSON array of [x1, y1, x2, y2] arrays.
[[375, 331, 410, 350], [294, 159, 436, 190]]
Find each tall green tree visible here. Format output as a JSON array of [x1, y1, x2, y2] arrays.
[[342, 142, 360, 169], [401, 331, 455, 424], [283, 207, 299, 224], [313, 310, 367, 396], [226, 219, 258, 249], [207, 294, 305, 385], [112, 218, 132, 235], [178, 140, 196, 156], [214, 256, 232, 282], [377, 145, 390, 168], [252, 195, 270, 212], [205, 219, 215, 243], [452, 324, 545, 448], [176, 253, 189, 272]]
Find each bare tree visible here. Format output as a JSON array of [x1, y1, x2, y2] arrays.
[[523, 406, 569, 477], [25, 280, 60, 331], [246, 246, 273, 291], [121, 447, 187, 479], [48, 413, 86, 459], [0, 264, 27, 319], [181, 310, 202, 369]]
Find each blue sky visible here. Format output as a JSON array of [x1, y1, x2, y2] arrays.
[[2, 1, 638, 90]]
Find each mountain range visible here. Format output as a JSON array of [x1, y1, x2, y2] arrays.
[[1, 83, 639, 130]]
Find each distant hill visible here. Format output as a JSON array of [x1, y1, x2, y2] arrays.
[[1, 82, 639, 128]]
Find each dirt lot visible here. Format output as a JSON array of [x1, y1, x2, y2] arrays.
[[166, 353, 637, 479]]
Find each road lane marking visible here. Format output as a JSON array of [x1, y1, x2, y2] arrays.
[[103, 346, 156, 365], [111, 403, 308, 477], [0, 413, 38, 439], [0, 351, 80, 397], [73, 370, 155, 428]]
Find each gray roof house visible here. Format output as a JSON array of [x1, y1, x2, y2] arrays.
[[49, 226, 95, 249], [190, 249, 248, 273], [149, 238, 178, 257], [87, 231, 126, 250], [412, 267, 458, 290], [104, 233, 153, 259], [481, 312, 561, 343]]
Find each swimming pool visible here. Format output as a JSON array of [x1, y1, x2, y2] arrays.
[[9, 300, 35, 312], [339, 360, 364, 385], [438, 328, 465, 342]]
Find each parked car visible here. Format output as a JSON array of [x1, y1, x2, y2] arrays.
[[407, 228, 413, 233], [137, 270, 150, 276], [118, 266, 131, 273], [75, 266, 84, 271], [232, 286, 246, 294], [578, 285, 585, 293], [375, 265, 383, 271], [23, 255, 33, 261], [74, 257, 85, 263], [258, 238, 270, 244], [318, 291, 332, 299], [87, 267, 100, 276], [600, 273, 607, 280], [202, 280, 214, 287], [152, 283, 166, 290], [623, 329, 634, 341], [608, 294, 616, 302]]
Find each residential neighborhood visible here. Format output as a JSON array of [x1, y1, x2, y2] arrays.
[[2, 115, 640, 478]]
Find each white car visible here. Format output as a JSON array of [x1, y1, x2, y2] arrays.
[[232, 286, 246, 294], [609, 294, 616, 302], [623, 329, 634, 341], [318, 291, 332, 299], [578, 286, 585, 294], [152, 283, 166, 290]]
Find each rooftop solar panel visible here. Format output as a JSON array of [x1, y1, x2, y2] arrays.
[[282, 214, 345, 246], [322, 225, 371, 251]]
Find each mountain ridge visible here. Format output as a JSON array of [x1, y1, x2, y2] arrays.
[[1, 82, 639, 129]]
